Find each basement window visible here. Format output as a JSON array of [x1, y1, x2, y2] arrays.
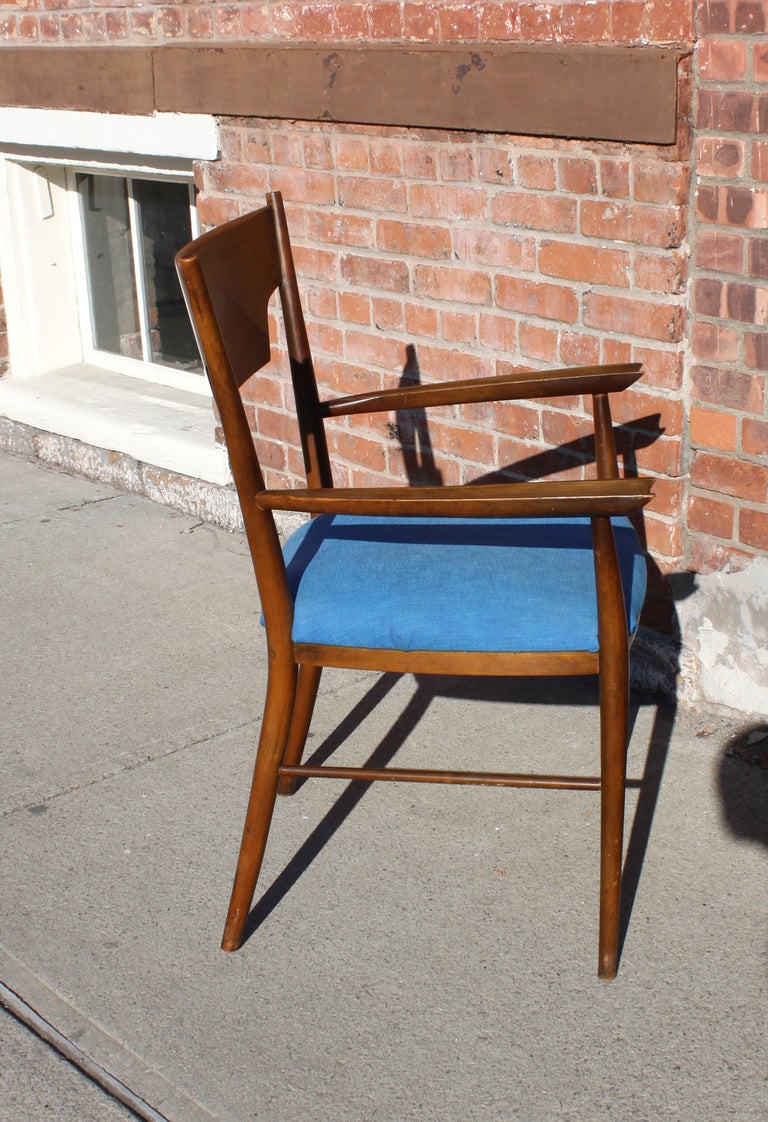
[[73, 172, 202, 385], [0, 109, 228, 482]]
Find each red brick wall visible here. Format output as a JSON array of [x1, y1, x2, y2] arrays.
[[0, 2, 694, 45], [691, 0, 768, 571]]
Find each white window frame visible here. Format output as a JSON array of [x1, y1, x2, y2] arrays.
[[0, 109, 231, 484], [67, 167, 203, 394]]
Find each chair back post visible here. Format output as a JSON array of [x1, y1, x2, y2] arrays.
[[175, 227, 295, 653], [592, 392, 620, 481], [268, 192, 334, 490]]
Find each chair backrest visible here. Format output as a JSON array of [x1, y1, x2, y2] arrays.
[[175, 193, 323, 641]]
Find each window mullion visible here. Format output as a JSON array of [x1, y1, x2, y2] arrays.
[[126, 178, 152, 364]]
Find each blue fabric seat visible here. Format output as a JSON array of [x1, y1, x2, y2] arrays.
[[282, 514, 647, 653]]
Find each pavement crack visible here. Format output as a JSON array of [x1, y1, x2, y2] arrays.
[[3, 718, 261, 818], [57, 495, 123, 512]]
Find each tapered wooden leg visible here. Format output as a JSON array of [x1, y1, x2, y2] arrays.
[[221, 656, 297, 952], [277, 664, 322, 796], [597, 642, 629, 980]]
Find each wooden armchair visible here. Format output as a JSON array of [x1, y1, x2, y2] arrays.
[[175, 191, 653, 978]]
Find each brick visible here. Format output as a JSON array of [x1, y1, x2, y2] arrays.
[[335, 3, 370, 38], [696, 90, 756, 132], [495, 275, 579, 324], [735, 1, 767, 32], [376, 219, 451, 260], [691, 320, 740, 361], [740, 508, 768, 551], [307, 285, 339, 320], [518, 155, 556, 191], [303, 133, 334, 170], [559, 331, 601, 366], [611, 1, 646, 42], [519, 322, 559, 362], [438, 2, 478, 39], [643, 516, 684, 562], [538, 240, 630, 287], [696, 1, 730, 34], [687, 495, 735, 539], [743, 417, 768, 456], [580, 200, 684, 248], [634, 347, 684, 390], [341, 253, 409, 293], [196, 194, 240, 228], [744, 331, 768, 369], [414, 264, 491, 304], [370, 140, 403, 177], [478, 313, 517, 354], [438, 145, 476, 183], [344, 329, 405, 371], [600, 159, 630, 198], [689, 406, 738, 452], [335, 136, 370, 172], [559, 157, 598, 196], [305, 210, 374, 249], [695, 138, 745, 178], [519, 4, 563, 41], [404, 302, 439, 338], [643, 0, 694, 40], [410, 184, 487, 222], [428, 419, 496, 466], [583, 292, 685, 343], [634, 161, 690, 206], [416, 344, 492, 382], [634, 251, 686, 294], [691, 451, 768, 502], [692, 364, 765, 410], [269, 168, 336, 205], [477, 147, 515, 184], [369, 1, 401, 38], [338, 291, 370, 326], [748, 238, 768, 278], [493, 401, 541, 442], [492, 192, 577, 234], [693, 277, 723, 316], [698, 38, 747, 81], [646, 477, 685, 520], [754, 140, 768, 181], [726, 281, 767, 323], [455, 228, 536, 270], [755, 41, 768, 82], [441, 310, 476, 344], [694, 230, 745, 273], [402, 1, 441, 40], [329, 426, 388, 474], [339, 176, 407, 213], [292, 245, 337, 281]]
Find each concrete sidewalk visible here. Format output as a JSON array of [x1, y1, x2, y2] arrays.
[[1, 450, 766, 1122]]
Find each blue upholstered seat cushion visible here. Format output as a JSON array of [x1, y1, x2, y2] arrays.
[[281, 515, 647, 653]]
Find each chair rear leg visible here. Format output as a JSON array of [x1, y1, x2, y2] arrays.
[[597, 647, 629, 980], [278, 664, 322, 797], [221, 657, 298, 952]]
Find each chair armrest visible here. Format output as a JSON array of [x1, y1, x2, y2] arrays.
[[321, 363, 644, 418], [257, 477, 653, 519]]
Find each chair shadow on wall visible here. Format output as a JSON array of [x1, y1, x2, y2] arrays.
[[241, 345, 683, 968]]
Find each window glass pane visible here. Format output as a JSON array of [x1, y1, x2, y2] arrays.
[[133, 179, 202, 372], [76, 173, 141, 360]]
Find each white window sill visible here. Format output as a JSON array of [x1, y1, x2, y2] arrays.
[[0, 364, 231, 485]]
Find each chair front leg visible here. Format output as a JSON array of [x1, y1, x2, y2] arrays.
[[221, 655, 298, 952], [278, 663, 322, 797]]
